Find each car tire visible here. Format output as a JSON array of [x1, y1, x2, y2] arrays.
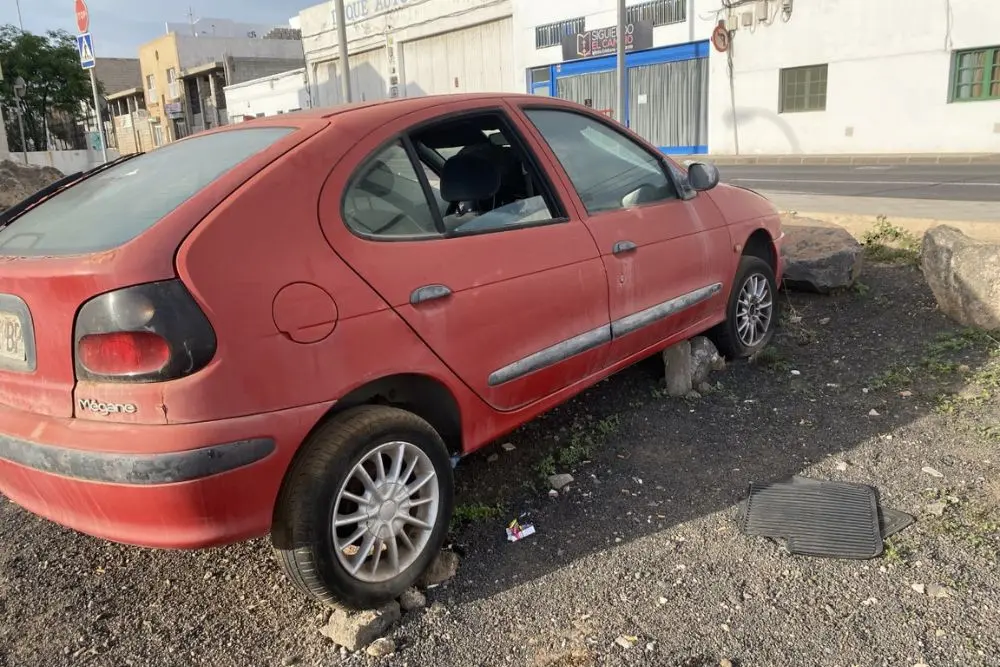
[[271, 405, 454, 609], [710, 255, 779, 359]]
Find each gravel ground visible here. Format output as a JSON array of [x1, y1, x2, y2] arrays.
[[1, 262, 998, 667]]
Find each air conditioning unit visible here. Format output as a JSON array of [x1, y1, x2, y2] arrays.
[[741, 12, 753, 27], [726, 15, 739, 31]]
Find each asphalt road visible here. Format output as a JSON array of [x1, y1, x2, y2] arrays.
[[719, 164, 1000, 202]]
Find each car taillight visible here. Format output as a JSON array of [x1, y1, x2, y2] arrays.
[[78, 332, 171, 375], [74, 280, 216, 383]]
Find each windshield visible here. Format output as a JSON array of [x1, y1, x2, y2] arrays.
[[0, 127, 294, 257]]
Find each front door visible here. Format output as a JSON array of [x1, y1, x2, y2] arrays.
[[318, 100, 611, 411], [516, 104, 730, 364]]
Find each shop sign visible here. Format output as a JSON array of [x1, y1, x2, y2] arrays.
[[561, 20, 654, 61]]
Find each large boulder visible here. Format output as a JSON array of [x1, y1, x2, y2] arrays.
[[780, 216, 863, 293], [921, 225, 1000, 330]]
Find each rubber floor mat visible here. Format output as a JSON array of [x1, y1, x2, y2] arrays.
[[879, 507, 916, 540], [738, 476, 883, 559]]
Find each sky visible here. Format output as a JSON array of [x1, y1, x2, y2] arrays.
[[0, 0, 305, 57]]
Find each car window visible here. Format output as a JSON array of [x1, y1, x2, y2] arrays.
[[343, 112, 564, 241], [410, 112, 561, 236], [0, 127, 294, 257], [523, 109, 678, 214], [342, 142, 440, 238]]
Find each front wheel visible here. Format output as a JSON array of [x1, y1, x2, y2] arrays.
[[710, 255, 778, 359], [271, 405, 454, 609]]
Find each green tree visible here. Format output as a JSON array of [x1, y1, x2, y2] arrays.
[[0, 26, 96, 152]]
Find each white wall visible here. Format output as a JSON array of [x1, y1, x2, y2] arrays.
[[224, 69, 310, 119], [708, 0, 1000, 154], [299, 0, 513, 104], [166, 17, 289, 40], [513, 0, 717, 92], [19, 148, 121, 174]]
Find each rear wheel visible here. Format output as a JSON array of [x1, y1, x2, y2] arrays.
[[710, 255, 778, 359], [272, 405, 454, 609]]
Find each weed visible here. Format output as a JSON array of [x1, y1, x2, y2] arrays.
[[883, 538, 913, 565], [534, 414, 621, 480], [860, 216, 922, 266], [750, 345, 791, 372], [450, 502, 503, 531], [852, 281, 871, 297]]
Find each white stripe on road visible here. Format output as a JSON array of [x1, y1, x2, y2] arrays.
[[729, 178, 1000, 187]]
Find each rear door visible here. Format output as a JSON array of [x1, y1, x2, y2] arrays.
[[515, 103, 732, 365], [318, 99, 611, 411]]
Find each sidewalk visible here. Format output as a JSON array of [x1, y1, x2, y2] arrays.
[[680, 153, 1000, 166], [763, 192, 1000, 243]]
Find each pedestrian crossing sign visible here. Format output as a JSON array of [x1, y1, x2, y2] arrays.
[[77, 32, 96, 70]]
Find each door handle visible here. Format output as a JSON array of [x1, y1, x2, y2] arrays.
[[410, 284, 452, 305], [612, 240, 637, 255]]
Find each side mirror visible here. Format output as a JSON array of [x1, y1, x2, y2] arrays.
[[686, 162, 720, 191]]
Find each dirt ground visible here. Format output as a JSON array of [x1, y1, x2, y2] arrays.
[[1, 260, 998, 667], [0, 161, 63, 212]]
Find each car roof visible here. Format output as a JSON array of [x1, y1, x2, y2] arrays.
[[231, 93, 560, 126]]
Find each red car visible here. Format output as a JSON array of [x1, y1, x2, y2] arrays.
[[0, 94, 782, 609]]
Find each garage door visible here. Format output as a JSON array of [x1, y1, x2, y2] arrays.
[[313, 48, 389, 107], [401, 18, 513, 97]]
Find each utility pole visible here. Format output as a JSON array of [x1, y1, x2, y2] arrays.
[[616, 0, 626, 125], [334, 0, 352, 103], [14, 0, 23, 30]]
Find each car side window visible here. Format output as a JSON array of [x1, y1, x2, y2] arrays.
[[523, 108, 678, 215], [342, 141, 440, 238]]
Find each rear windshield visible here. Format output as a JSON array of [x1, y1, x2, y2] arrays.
[[0, 127, 294, 257]]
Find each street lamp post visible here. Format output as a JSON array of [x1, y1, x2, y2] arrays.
[[333, 0, 352, 103], [13, 76, 28, 165]]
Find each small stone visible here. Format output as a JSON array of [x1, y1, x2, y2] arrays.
[[321, 602, 401, 651], [548, 489, 559, 499], [487, 453, 499, 463], [835, 461, 849, 472], [614, 635, 638, 649], [697, 382, 712, 394], [645, 641, 656, 652], [685, 390, 702, 400], [926, 584, 951, 599], [280, 657, 299, 666], [548, 473, 574, 490], [791, 370, 801, 376], [720, 623, 730, 632], [399, 587, 426, 612], [922, 466, 944, 478], [418, 551, 460, 587], [900, 390, 914, 397], [500, 442, 516, 452], [868, 409, 880, 416], [819, 317, 831, 325], [366, 637, 396, 658], [910, 583, 926, 595], [720, 659, 735, 667], [657, 596, 668, 605], [924, 501, 947, 516], [935, 629, 946, 637]]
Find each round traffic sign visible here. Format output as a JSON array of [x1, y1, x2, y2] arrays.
[[75, 0, 90, 34]]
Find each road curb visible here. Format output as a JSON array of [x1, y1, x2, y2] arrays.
[[677, 154, 1000, 166]]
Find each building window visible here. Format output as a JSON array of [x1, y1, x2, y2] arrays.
[[529, 67, 550, 85], [626, 0, 686, 27], [145, 74, 156, 97], [779, 64, 828, 113], [535, 17, 585, 49], [951, 47, 1000, 102]]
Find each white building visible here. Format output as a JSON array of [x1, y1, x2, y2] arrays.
[[225, 69, 311, 121], [281, 0, 999, 155]]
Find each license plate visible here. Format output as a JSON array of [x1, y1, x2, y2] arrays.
[[0, 311, 26, 362]]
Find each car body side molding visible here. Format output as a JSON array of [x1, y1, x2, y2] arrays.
[[487, 282, 722, 387], [487, 325, 612, 387], [610, 282, 723, 339]]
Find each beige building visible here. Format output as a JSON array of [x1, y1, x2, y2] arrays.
[[138, 20, 306, 145]]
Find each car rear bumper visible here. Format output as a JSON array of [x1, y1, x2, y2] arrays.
[[0, 401, 333, 549]]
